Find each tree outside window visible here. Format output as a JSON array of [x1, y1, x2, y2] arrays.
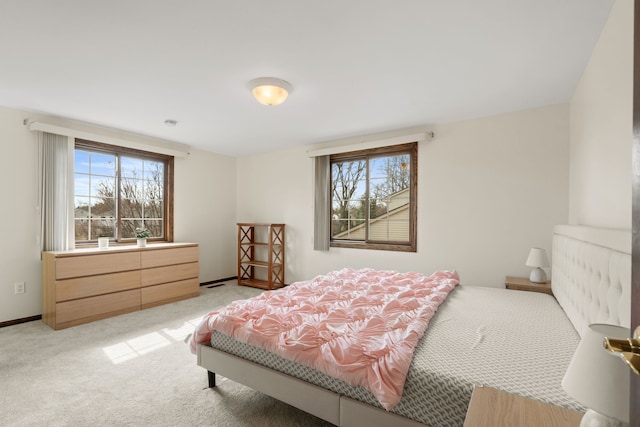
[[330, 142, 417, 252], [73, 139, 173, 244]]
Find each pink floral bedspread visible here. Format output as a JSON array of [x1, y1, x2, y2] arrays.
[[190, 268, 459, 410]]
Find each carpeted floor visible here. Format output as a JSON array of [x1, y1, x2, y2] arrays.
[[0, 282, 333, 427]]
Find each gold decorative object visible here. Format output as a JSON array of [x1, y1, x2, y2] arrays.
[[605, 325, 640, 375]]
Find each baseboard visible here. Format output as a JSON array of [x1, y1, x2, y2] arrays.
[[200, 276, 237, 287], [0, 315, 42, 329]]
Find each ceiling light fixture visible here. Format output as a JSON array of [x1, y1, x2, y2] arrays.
[[249, 77, 292, 106]]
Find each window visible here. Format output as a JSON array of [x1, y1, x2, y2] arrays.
[[73, 139, 174, 245], [330, 142, 417, 251]]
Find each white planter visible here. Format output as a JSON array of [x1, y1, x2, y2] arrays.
[[137, 238, 147, 248], [98, 237, 109, 249]]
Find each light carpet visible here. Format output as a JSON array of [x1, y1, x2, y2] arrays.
[[0, 282, 333, 427]]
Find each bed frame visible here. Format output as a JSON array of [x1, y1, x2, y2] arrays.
[[196, 225, 631, 427]]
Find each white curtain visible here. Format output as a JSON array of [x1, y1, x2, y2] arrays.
[[313, 155, 330, 251], [38, 132, 74, 252]]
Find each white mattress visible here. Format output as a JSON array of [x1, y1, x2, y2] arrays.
[[210, 285, 582, 427]]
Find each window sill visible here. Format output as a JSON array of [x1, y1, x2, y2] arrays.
[[330, 241, 416, 252]]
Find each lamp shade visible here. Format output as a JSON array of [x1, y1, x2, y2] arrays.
[[525, 247, 549, 268], [562, 324, 630, 423], [249, 77, 292, 106]]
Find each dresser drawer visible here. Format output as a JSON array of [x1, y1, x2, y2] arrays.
[[141, 262, 198, 287], [140, 246, 198, 269], [56, 271, 141, 302], [141, 278, 199, 309], [56, 289, 141, 325], [55, 252, 140, 279]]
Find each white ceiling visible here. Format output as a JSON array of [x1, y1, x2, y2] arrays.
[[0, 1, 614, 157]]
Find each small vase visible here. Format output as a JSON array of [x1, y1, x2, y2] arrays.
[[98, 237, 109, 249], [137, 238, 147, 248]]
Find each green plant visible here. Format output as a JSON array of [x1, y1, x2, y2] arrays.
[[135, 227, 150, 239], [97, 228, 113, 238]]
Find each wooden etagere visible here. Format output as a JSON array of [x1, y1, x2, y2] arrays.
[[237, 223, 285, 290]]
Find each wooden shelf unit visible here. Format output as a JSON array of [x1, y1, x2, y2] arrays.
[[237, 223, 285, 290], [42, 243, 200, 330]]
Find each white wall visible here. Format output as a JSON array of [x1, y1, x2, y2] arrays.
[[0, 107, 41, 322], [569, 0, 633, 229], [237, 104, 570, 287], [174, 149, 237, 282], [2, 0, 628, 322], [0, 106, 238, 323]]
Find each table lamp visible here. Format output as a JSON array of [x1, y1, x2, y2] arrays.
[[525, 247, 549, 283], [562, 324, 630, 427]]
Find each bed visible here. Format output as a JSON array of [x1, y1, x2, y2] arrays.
[[192, 225, 631, 427]]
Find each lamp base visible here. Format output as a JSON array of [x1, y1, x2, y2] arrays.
[[529, 267, 547, 283], [580, 409, 628, 427]]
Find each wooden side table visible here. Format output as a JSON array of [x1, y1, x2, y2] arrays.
[[505, 276, 553, 296], [463, 386, 582, 427]]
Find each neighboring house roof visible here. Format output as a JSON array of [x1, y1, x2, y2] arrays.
[[333, 188, 409, 241]]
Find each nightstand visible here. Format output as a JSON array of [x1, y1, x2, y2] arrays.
[[505, 276, 553, 296], [463, 386, 582, 427]]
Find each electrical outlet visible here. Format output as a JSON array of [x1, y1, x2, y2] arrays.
[[14, 282, 25, 294]]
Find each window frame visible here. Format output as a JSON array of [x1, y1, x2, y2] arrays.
[[74, 138, 175, 246], [329, 142, 417, 252]]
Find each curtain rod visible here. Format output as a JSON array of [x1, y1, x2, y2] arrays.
[[25, 118, 191, 158], [306, 131, 434, 158]]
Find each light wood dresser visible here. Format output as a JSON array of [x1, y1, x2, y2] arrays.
[[42, 243, 199, 330]]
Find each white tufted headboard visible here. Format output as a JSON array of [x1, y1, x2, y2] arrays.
[[551, 225, 631, 337]]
